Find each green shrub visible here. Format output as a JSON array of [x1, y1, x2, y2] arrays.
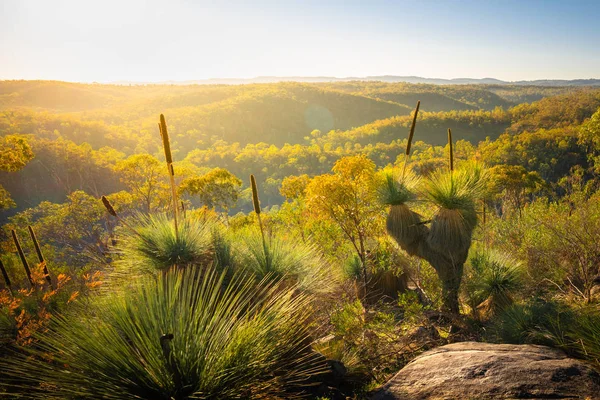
[[397, 291, 429, 324], [331, 300, 366, 339], [0, 268, 326, 399]]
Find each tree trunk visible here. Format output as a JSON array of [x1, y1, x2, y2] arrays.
[[431, 257, 463, 314], [386, 205, 469, 314], [358, 233, 368, 294]]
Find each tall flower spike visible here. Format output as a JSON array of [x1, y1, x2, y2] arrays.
[[250, 174, 268, 258], [159, 114, 173, 165], [159, 114, 179, 240], [448, 128, 454, 171], [402, 100, 421, 180], [101, 195, 117, 217], [406, 100, 420, 156], [250, 174, 261, 215]]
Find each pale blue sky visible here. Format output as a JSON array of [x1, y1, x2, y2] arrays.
[[1, 0, 599, 82]]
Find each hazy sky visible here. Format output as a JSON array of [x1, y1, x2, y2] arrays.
[[1, 0, 599, 82]]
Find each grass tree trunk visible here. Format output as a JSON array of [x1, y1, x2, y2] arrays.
[[429, 254, 463, 314], [386, 205, 470, 314]]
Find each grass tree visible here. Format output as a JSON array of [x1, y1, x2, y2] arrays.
[[463, 248, 524, 318], [384, 162, 487, 314], [233, 229, 335, 294], [0, 268, 327, 399], [383, 103, 487, 313]]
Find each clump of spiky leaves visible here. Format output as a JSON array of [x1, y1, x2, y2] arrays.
[[490, 299, 600, 366], [211, 225, 235, 272], [464, 248, 524, 317], [343, 254, 363, 280], [574, 308, 600, 365], [378, 166, 420, 206], [114, 213, 212, 273], [380, 167, 423, 247], [235, 230, 334, 294], [491, 299, 576, 347], [423, 162, 487, 253], [0, 268, 326, 399]]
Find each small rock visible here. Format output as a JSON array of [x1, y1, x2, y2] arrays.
[[406, 325, 440, 343]]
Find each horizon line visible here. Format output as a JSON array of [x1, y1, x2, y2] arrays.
[[1, 75, 600, 86]]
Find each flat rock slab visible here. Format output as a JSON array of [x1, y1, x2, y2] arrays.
[[372, 341, 600, 399]]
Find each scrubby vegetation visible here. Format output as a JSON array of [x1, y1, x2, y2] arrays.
[[2, 80, 600, 398]]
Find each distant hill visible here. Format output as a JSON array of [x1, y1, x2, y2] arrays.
[[110, 76, 600, 87]]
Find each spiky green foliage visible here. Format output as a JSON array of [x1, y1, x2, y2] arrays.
[[491, 300, 575, 346], [0, 268, 326, 399], [343, 254, 363, 280], [492, 300, 600, 367], [235, 231, 334, 294], [211, 226, 235, 272], [424, 162, 487, 212], [115, 213, 211, 272], [380, 167, 423, 247], [575, 309, 600, 364], [423, 162, 487, 252], [378, 167, 420, 206], [464, 248, 524, 316]]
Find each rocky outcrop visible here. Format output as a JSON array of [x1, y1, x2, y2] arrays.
[[372, 342, 600, 399]]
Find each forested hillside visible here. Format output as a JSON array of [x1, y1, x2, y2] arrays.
[[1, 81, 600, 217]]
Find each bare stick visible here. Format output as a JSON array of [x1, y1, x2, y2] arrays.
[[11, 230, 34, 288], [28, 226, 53, 289], [0, 259, 13, 296]]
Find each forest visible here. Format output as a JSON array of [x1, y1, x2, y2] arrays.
[[1, 80, 600, 399]]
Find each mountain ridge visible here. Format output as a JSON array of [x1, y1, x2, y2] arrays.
[[106, 76, 600, 86]]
